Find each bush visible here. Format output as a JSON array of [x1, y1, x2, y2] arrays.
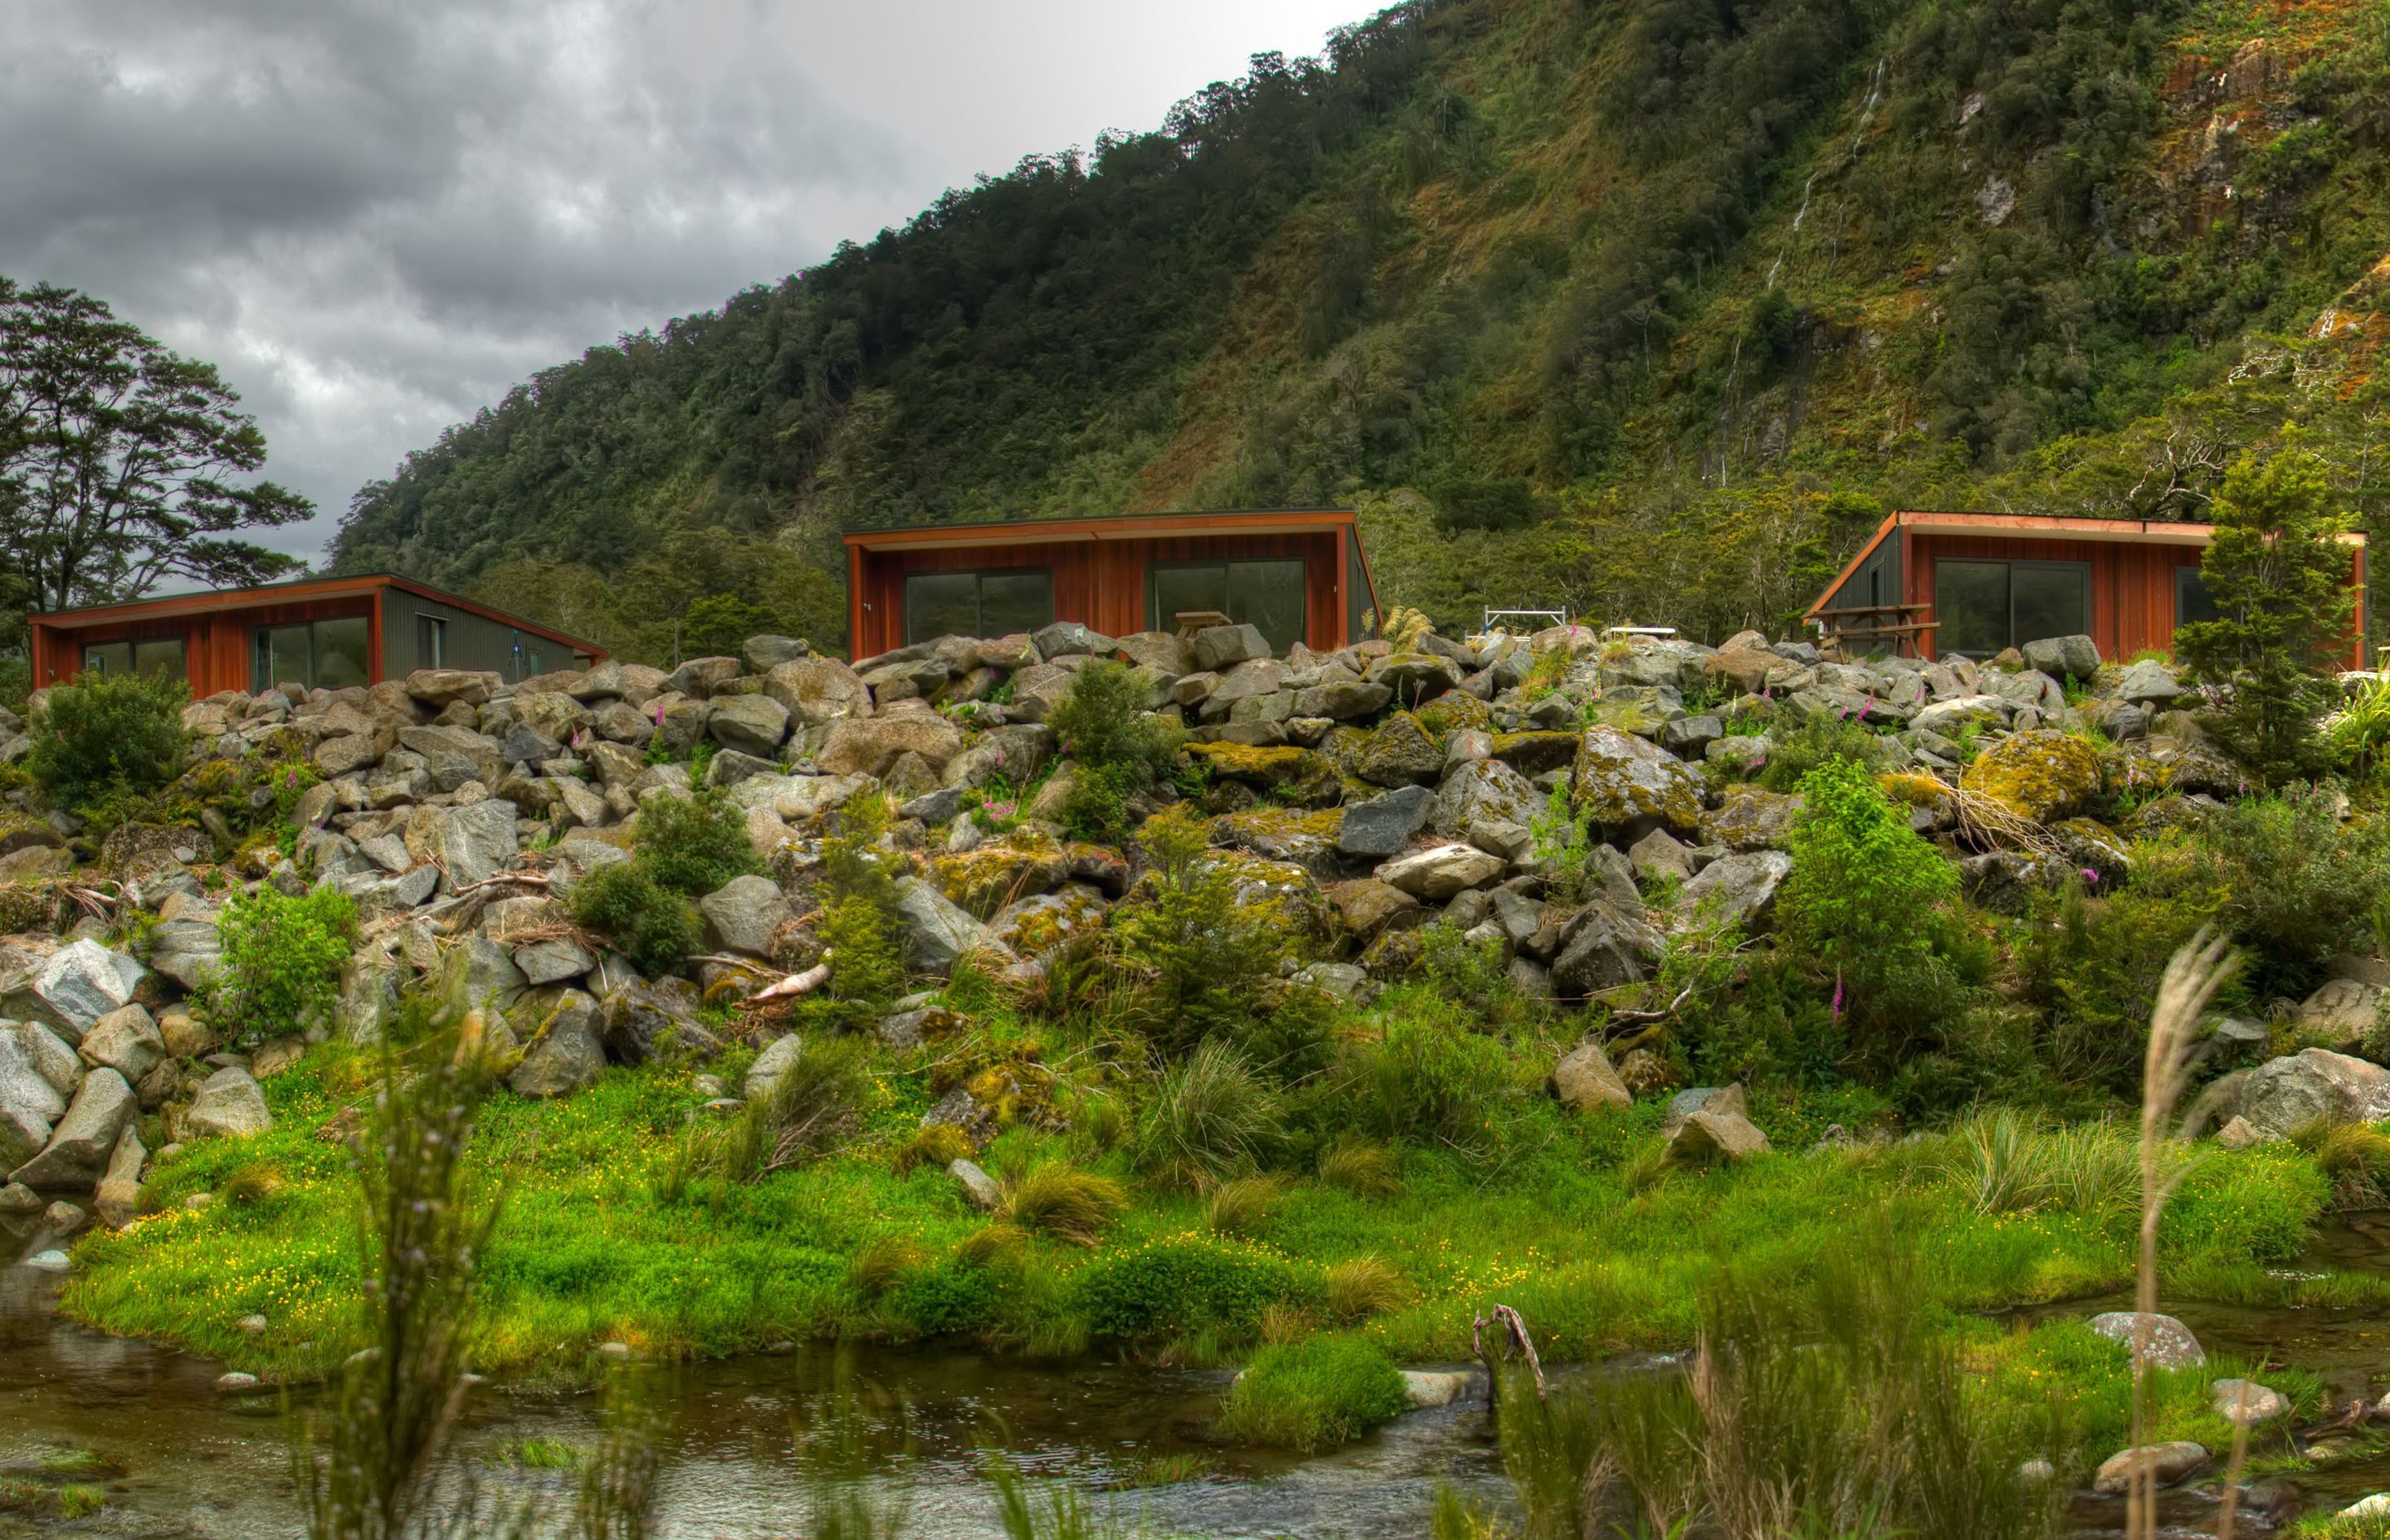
[[819, 893, 904, 1010], [1134, 1040, 1286, 1191], [566, 862, 701, 977], [1072, 1235, 1310, 1342], [1115, 805, 1285, 1054], [1753, 711, 1895, 792], [1047, 660, 1180, 842], [709, 1036, 871, 1181], [2147, 789, 2390, 997], [635, 787, 758, 896], [1338, 1011, 1542, 1166], [2027, 880, 2226, 1093], [202, 888, 357, 1046], [1321, 1255, 1403, 1323], [25, 670, 188, 823], [1216, 1336, 1408, 1451]]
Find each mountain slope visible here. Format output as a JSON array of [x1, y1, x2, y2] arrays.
[[329, 0, 2390, 657]]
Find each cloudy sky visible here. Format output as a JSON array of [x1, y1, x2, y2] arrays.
[[0, 0, 1369, 566]]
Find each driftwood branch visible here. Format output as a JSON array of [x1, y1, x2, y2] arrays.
[[1473, 1303, 1545, 1411], [744, 959, 833, 1005]]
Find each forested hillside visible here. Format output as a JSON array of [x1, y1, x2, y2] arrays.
[[328, 0, 2390, 660]]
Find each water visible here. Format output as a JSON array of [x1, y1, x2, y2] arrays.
[[14, 1211, 2390, 1538], [0, 1213, 1506, 1538]]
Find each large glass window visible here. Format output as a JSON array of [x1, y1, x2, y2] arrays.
[[902, 568, 1053, 645], [2175, 565, 2222, 630], [1933, 559, 2090, 658], [1148, 558, 1308, 654], [254, 616, 371, 691], [416, 615, 446, 668], [82, 636, 185, 680]]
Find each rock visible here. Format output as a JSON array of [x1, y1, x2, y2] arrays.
[[744, 636, 812, 672], [1661, 1084, 1748, 1134], [2086, 1312, 2206, 1370], [597, 982, 717, 1066], [1626, 828, 1695, 884], [949, 1156, 1002, 1211], [78, 1003, 164, 1087], [1337, 785, 1437, 859], [12, 1022, 80, 1099], [397, 725, 505, 792], [404, 668, 500, 708], [1675, 850, 1792, 933], [216, 1371, 262, 1393], [94, 1123, 145, 1229], [1552, 1040, 1632, 1113], [1664, 1109, 1772, 1166], [2114, 657, 2182, 705], [508, 992, 605, 1099], [2235, 1049, 2390, 1141], [147, 912, 224, 991], [1434, 758, 1544, 852], [707, 692, 793, 756], [2020, 634, 2100, 681], [1355, 713, 1446, 787], [436, 797, 521, 890], [817, 715, 964, 778], [2091, 1441, 2207, 1495], [1400, 1369, 1480, 1409], [1295, 680, 1393, 719], [438, 936, 527, 1016], [744, 1032, 803, 1101], [29, 938, 146, 1043], [1573, 725, 1702, 833], [1699, 786, 1802, 852], [10, 1068, 135, 1188], [183, 1066, 273, 1138], [1550, 899, 1661, 998], [762, 657, 871, 726], [1911, 694, 2008, 737], [1959, 729, 2103, 823], [22, 1249, 71, 1273], [514, 938, 596, 987], [1186, 623, 1266, 671], [891, 876, 999, 977], [0, 1181, 38, 1214], [700, 874, 793, 958], [2340, 1494, 2390, 1521], [2298, 978, 2383, 1048], [2210, 1377, 2290, 1426], [1325, 878, 1422, 943], [1375, 842, 1505, 902], [2215, 1114, 2262, 1150], [1656, 714, 1722, 756]]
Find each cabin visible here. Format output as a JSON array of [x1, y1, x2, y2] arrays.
[[27, 574, 607, 695], [1805, 510, 2369, 667], [841, 509, 1380, 660]]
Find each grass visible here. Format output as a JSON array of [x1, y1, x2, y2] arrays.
[[486, 1436, 588, 1469], [1217, 1336, 1410, 1452]]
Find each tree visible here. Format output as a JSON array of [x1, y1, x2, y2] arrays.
[[2174, 440, 2357, 785], [0, 279, 314, 612]]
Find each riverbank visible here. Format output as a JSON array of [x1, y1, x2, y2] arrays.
[[54, 985, 2369, 1482]]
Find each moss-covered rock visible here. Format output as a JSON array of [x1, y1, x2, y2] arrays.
[[1211, 808, 1344, 876], [1353, 713, 1443, 788], [1573, 725, 1702, 832], [1183, 743, 1339, 803], [1699, 785, 1802, 851], [930, 831, 1070, 918], [1958, 729, 2103, 823], [987, 883, 1112, 958], [1487, 730, 1579, 776]]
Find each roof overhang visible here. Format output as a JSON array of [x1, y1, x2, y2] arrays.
[[842, 509, 1358, 553]]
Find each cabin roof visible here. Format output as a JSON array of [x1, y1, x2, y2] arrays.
[[24, 572, 607, 656], [840, 507, 1361, 552]]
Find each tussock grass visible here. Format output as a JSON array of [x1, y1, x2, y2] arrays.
[[1315, 1138, 1397, 1196], [1322, 1256, 1404, 1323], [1132, 1041, 1283, 1192], [998, 1165, 1128, 1247], [1216, 1336, 1407, 1452], [1202, 1174, 1288, 1236]]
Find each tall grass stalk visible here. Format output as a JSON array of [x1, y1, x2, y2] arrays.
[[2128, 930, 2239, 1540]]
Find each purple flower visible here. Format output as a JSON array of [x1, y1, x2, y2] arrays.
[[1831, 970, 1844, 1024], [2081, 868, 2100, 885]]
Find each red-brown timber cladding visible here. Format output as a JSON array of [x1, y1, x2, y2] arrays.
[[844, 512, 1372, 659]]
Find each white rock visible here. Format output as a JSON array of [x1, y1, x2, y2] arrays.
[[31, 938, 146, 1042], [183, 1067, 273, 1139], [2087, 1312, 2205, 1370], [1373, 841, 1505, 901]]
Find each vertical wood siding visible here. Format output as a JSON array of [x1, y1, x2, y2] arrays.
[[851, 531, 1347, 658]]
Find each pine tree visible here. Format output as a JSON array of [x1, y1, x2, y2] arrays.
[[2173, 441, 2357, 785]]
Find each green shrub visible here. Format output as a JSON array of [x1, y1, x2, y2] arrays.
[[202, 888, 357, 1045], [2144, 788, 2390, 997], [1217, 1336, 1408, 1451], [566, 862, 700, 977], [1048, 660, 1179, 842], [1072, 1235, 1309, 1342], [1337, 1011, 1542, 1166], [2026, 881, 2225, 1093], [1115, 805, 1285, 1053], [25, 670, 188, 823], [1778, 758, 1974, 1060], [1754, 711, 1892, 792], [635, 787, 757, 896], [1134, 1040, 1286, 1191], [2329, 676, 2390, 783], [1527, 784, 1605, 905], [819, 893, 905, 1009], [997, 1163, 1129, 1246]]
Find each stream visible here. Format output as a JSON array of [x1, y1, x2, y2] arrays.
[[11, 1212, 2390, 1538]]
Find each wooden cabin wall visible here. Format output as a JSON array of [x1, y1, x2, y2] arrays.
[[32, 596, 380, 694], [1905, 532, 2203, 663], [850, 532, 1345, 658]]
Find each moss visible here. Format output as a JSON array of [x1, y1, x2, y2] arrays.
[[930, 832, 1070, 918], [1184, 743, 1339, 802], [1958, 729, 2105, 823], [1487, 730, 1579, 774], [1415, 694, 1492, 737]]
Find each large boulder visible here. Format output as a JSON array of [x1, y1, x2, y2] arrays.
[[397, 725, 505, 792], [2234, 1049, 2390, 1141], [2092, 1442, 2207, 1497], [744, 1032, 803, 1100], [700, 874, 793, 958], [1374, 842, 1505, 902], [2114, 658, 2182, 706], [763, 657, 871, 726], [1552, 1040, 1632, 1113], [27, 939, 146, 1045], [891, 876, 997, 977], [1573, 726, 1702, 834], [597, 982, 718, 1065], [404, 669, 500, 708], [183, 1066, 274, 1138], [509, 991, 606, 1099], [1433, 758, 1544, 852], [77, 1004, 164, 1088], [1960, 729, 2103, 823], [1663, 1108, 1772, 1167], [2087, 1312, 2206, 1370], [1550, 900, 1661, 998], [147, 910, 224, 991], [2020, 634, 2100, 682], [1325, 878, 1422, 943], [1675, 851, 1792, 933], [817, 715, 963, 778], [436, 797, 521, 890], [1354, 713, 1445, 787], [0, 1027, 67, 1171], [11, 1068, 135, 1188], [706, 692, 792, 756], [1699, 786, 1802, 852], [1339, 785, 1437, 860]]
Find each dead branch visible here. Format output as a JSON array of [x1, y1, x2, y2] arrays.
[[742, 959, 833, 1006], [1473, 1303, 1545, 1401]]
